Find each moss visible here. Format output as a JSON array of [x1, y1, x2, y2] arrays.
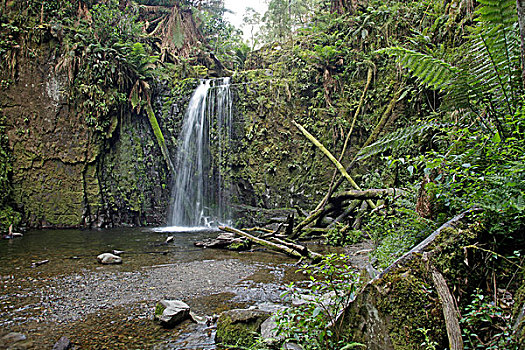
[[216, 310, 270, 348], [376, 261, 446, 349], [154, 302, 166, 317]]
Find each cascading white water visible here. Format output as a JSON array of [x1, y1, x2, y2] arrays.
[[168, 78, 233, 227]]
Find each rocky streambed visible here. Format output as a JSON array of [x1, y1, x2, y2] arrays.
[[0, 228, 311, 349]]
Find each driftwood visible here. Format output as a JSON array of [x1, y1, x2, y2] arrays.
[[219, 226, 323, 262]]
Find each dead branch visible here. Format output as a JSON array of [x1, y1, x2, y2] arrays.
[[292, 119, 377, 209], [312, 86, 403, 213], [219, 226, 322, 262]]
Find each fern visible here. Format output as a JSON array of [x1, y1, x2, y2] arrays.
[[376, 47, 458, 91], [356, 122, 439, 161], [378, 0, 523, 140], [476, 0, 517, 25]]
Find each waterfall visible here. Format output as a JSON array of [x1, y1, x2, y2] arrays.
[[168, 78, 233, 227]]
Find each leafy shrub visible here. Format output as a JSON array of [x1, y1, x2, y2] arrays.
[[461, 289, 519, 350], [276, 254, 363, 350]]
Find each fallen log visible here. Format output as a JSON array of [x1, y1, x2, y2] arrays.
[[330, 188, 406, 203], [219, 226, 322, 262]]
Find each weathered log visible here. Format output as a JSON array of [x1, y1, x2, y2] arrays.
[[430, 264, 464, 350], [244, 227, 275, 234], [330, 188, 405, 203], [270, 237, 323, 261], [219, 226, 322, 261]]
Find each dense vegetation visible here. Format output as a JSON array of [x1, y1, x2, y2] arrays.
[[0, 0, 523, 348]]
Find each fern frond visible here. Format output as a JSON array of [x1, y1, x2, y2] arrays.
[[376, 47, 458, 91], [356, 122, 439, 161], [476, 0, 517, 25]]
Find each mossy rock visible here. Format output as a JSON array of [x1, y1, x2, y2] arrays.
[[340, 212, 484, 350], [215, 309, 270, 348]]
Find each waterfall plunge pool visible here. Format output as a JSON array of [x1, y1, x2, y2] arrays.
[[0, 227, 308, 349]]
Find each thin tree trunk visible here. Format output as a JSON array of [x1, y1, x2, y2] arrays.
[[517, 0, 525, 87]]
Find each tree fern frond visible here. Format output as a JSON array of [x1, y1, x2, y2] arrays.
[[356, 122, 439, 161], [376, 47, 458, 91], [476, 0, 517, 25]]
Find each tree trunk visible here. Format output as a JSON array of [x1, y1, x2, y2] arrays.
[[517, 0, 525, 87]]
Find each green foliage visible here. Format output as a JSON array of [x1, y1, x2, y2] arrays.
[[461, 289, 519, 350], [197, 2, 248, 70], [374, 0, 524, 247], [326, 225, 363, 246], [377, 47, 458, 90], [276, 254, 362, 350], [366, 207, 436, 269], [356, 121, 439, 161]]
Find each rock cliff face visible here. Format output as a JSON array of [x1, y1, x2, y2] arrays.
[[0, 42, 174, 228]]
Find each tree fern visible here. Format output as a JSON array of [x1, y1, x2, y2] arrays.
[[356, 122, 439, 161], [377, 0, 524, 140], [476, 0, 517, 25], [376, 47, 458, 91]]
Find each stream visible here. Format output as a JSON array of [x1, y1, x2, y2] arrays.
[[0, 227, 326, 349]]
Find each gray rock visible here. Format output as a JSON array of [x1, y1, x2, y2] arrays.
[[154, 300, 191, 328], [256, 302, 287, 313], [260, 314, 285, 345], [52, 336, 71, 350], [282, 342, 304, 350], [189, 311, 206, 324], [96, 253, 122, 265]]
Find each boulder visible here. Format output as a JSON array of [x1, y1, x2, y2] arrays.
[[154, 300, 191, 328], [96, 253, 122, 265], [215, 309, 271, 348], [52, 336, 71, 350]]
